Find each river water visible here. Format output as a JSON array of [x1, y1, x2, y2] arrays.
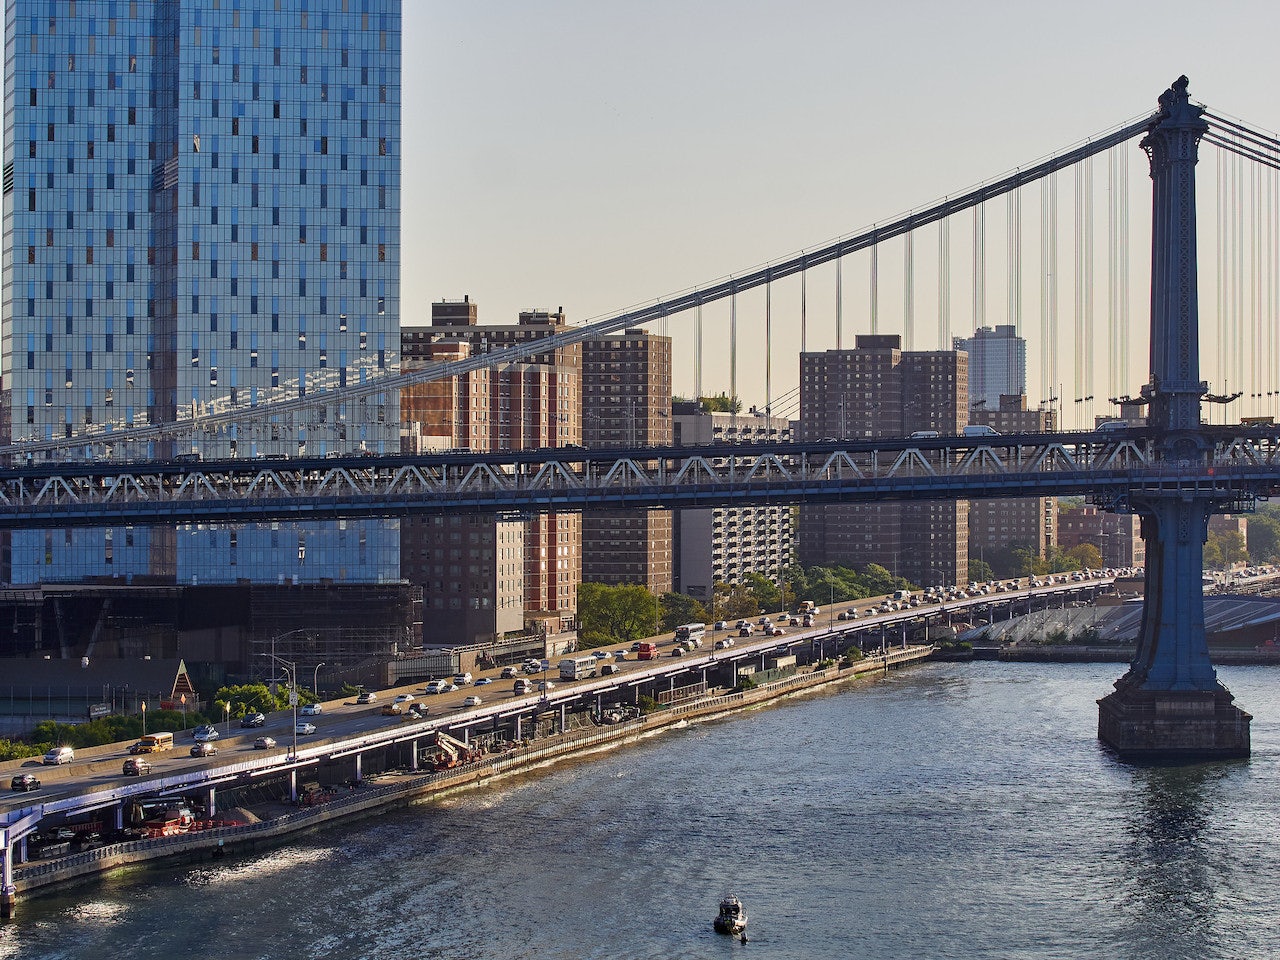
[[3, 661, 1279, 960]]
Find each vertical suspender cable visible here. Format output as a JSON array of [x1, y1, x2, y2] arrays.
[[1216, 146, 1225, 417], [1107, 148, 1119, 400], [904, 231, 915, 350], [800, 260, 807, 357], [765, 277, 773, 416], [836, 255, 843, 350], [1121, 144, 1131, 399], [973, 204, 985, 330], [870, 238, 879, 334], [1007, 188, 1021, 394], [730, 290, 738, 409], [1072, 162, 1084, 427], [1234, 150, 1244, 400], [695, 303, 703, 402], [1084, 156, 1095, 422], [1043, 173, 1059, 421], [939, 217, 951, 349]]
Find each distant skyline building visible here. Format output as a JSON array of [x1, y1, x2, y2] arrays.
[[400, 299, 581, 642], [671, 403, 792, 603], [1, 0, 403, 587], [581, 329, 673, 594], [954, 325, 1026, 414], [1057, 505, 1145, 570], [798, 335, 968, 586], [969, 395, 1058, 566]]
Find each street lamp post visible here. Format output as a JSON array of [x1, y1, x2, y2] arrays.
[[270, 654, 299, 760], [313, 662, 325, 697], [140, 699, 147, 736], [224, 700, 231, 734]]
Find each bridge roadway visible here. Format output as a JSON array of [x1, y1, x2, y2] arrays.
[[0, 573, 1115, 872], [0, 427, 1279, 528]]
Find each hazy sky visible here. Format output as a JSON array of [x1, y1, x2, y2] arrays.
[[405, 1, 1280, 422]]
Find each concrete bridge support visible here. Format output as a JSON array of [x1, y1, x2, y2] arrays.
[[1097, 76, 1250, 760], [1098, 496, 1250, 758]]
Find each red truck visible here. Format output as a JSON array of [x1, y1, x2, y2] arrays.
[[636, 642, 659, 661]]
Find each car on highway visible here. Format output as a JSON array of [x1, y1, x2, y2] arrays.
[[393, 693, 415, 704], [424, 679, 452, 694], [11, 773, 41, 791], [295, 721, 317, 735], [190, 742, 219, 758], [356, 691, 377, 704], [462, 695, 483, 707], [670, 647, 685, 657], [591, 650, 609, 660], [300, 703, 323, 716], [253, 736, 277, 750], [500, 666, 518, 679], [122, 757, 152, 776], [407, 702, 429, 718], [193, 724, 219, 742], [537, 680, 556, 692], [473, 677, 492, 686], [453, 672, 473, 685], [42, 746, 74, 765], [240, 712, 266, 728]]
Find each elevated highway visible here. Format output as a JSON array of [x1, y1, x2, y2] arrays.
[[1, 572, 1115, 895]]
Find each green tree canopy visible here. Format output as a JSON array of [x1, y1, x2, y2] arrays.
[[659, 592, 708, 632], [577, 582, 660, 645]]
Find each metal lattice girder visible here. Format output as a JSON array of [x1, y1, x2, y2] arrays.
[[0, 431, 1278, 528]]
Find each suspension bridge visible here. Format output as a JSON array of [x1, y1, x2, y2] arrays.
[[4, 76, 1278, 759]]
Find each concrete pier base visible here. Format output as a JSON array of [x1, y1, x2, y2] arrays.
[[1098, 681, 1251, 761]]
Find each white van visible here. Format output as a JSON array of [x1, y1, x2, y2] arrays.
[[962, 425, 999, 437], [42, 746, 74, 765]]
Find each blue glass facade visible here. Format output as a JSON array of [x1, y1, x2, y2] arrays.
[[2, 1, 401, 585]]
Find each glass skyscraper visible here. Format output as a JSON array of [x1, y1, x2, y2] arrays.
[[2, 1, 401, 586]]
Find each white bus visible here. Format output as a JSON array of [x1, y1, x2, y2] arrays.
[[559, 656, 598, 681], [674, 623, 706, 647]]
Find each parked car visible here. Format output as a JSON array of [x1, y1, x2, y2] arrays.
[[240, 712, 266, 727], [253, 736, 277, 750], [192, 724, 219, 742], [295, 721, 317, 735], [356, 691, 377, 704], [190, 742, 219, 758], [462, 695, 483, 707], [11, 773, 41, 792], [122, 757, 152, 776], [42, 746, 74, 765], [300, 703, 323, 716]]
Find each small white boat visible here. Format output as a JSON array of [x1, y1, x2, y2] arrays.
[[713, 895, 748, 936]]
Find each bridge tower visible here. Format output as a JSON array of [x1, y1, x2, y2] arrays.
[[1096, 77, 1251, 759]]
